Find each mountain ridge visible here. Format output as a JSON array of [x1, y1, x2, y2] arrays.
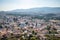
[[0, 7, 60, 14]]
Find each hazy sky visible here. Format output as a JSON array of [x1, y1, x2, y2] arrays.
[[0, 0, 60, 11]]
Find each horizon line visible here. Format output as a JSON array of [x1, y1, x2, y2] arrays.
[[0, 6, 60, 11]]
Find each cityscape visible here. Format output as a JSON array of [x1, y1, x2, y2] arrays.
[[0, 0, 60, 40]]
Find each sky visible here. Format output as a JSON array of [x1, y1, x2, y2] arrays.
[[0, 0, 60, 11]]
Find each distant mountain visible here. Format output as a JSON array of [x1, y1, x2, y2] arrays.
[[11, 7, 60, 13], [0, 7, 60, 14], [0, 7, 60, 20]]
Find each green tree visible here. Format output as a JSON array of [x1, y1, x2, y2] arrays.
[[30, 37, 36, 40], [45, 25, 59, 40]]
